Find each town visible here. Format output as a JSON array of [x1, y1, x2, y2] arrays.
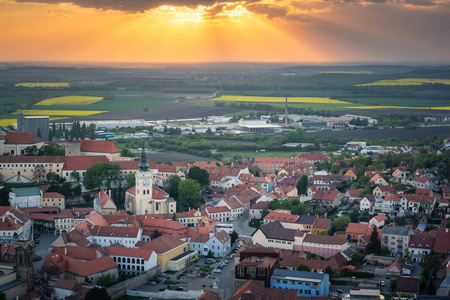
[[0, 114, 449, 300]]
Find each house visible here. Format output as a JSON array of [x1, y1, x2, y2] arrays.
[[296, 154, 330, 164], [360, 195, 376, 212], [231, 280, 303, 300], [106, 245, 158, 276], [93, 190, 117, 215], [249, 201, 271, 220], [191, 230, 231, 258], [0, 206, 32, 243], [433, 227, 450, 257], [53, 278, 88, 300], [357, 225, 381, 251], [234, 248, 280, 290], [369, 174, 388, 186], [0, 132, 44, 156], [65, 140, 120, 160], [345, 223, 369, 241], [411, 177, 434, 190], [90, 226, 142, 247], [270, 269, 329, 297], [369, 214, 388, 228], [344, 168, 359, 181], [62, 156, 109, 182], [312, 218, 331, 235], [252, 221, 297, 250], [300, 234, 348, 259], [251, 157, 304, 175], [395, 276, 420, 298], [346, 189, 364, 200], [9, 187, 42, 208], [296, 215, 317, 232], [41, 192, 65, 209], [402, 259, 415, 276], [387, 257, 402, 277], [30, 213, 56, 233], [263, 211, 299, 225], [216, 198, 244, 220], [54, 209, 74, 236], [43, 253, 118, 284], [175, 209, 205, 228], [139, 235, 195, 272], [392, 168, 410, 183], [373, 185, 395, 199], [203, 205, 230, 223], [311, 190, 343, 209], [381, 225, 412, 257]]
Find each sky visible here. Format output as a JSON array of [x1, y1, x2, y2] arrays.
[[1, 0, 450, 63]]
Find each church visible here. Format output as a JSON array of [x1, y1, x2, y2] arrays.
[[125, 149, 176, 215]]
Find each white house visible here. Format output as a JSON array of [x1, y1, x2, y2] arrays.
[[90, 226, 142, 247], [359, 195, 375, 212], [0, 207, 32, 243], [369, 214, 388, 228], [106, 246, 157, 276], [204, 206, 231, 222], [216, 199, 243, 220], [204, 230, 231, 257], [9, 186, 42, 208]]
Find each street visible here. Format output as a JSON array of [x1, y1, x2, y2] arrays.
[[34, 233, 58, 270], [228, 212, 255, 239]]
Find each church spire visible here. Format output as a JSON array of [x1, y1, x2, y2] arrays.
[[138, 147, 149, 172]]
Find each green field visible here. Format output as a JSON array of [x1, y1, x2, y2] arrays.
[[357, 78, 450, 86], [221, 89, 353, 97], [343, 97, 450, 107]]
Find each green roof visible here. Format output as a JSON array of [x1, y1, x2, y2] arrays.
[[11, 186, 41, 197]]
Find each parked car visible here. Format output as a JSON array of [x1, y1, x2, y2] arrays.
[[336, 290, 344, 294], [149, 281, 157, 286], [217, 264, 223, 269], [174, 287, 184, 291], [158, 273, 166, 277], [380, 281, 385, 286], [213, 269, 222, 273], [35, 239, 40, 244], [159, 288, 165, 291]]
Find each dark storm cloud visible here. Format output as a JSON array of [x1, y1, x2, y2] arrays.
[[14, 0, 258, 12]]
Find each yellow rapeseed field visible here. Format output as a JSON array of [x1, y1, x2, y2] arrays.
[[320, 71, 373, 74], [36, 96, 103, 106], [0, 119, 17, 126], [357, 78, 450, 86], [17, 110, 104, 116], [210, 96, 350, 104], [15, 82, 69, 88]]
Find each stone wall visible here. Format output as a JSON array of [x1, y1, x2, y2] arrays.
[[106, 266, 161, 300]]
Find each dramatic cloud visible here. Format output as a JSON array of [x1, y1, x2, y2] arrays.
[[13, 0, 258, 12]]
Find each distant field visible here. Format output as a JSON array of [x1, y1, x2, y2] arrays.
[[346, 106, 450, 110], [210, 95, 351, 104], [15, 82, 69, 87], [320, 71, 373, 74], [343, 97, 450, 107], [357, 78, 450, 86], [222, 90, 353, 97], [36, 96, 103, 106], [0, 119, 17, 126], [17, 110, 104, 117]]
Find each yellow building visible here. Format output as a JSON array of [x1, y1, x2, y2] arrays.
[[139, 235, 192, 272], [42, 192, 65, 209], [0, 156, 64, 184]]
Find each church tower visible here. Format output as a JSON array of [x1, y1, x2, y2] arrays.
[[133, 148, 154, 215], [15, 238, 34, 291]]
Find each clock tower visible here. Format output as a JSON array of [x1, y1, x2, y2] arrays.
[[133, 148, 154, 215]]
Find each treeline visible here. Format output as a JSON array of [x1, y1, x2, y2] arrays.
[[214, 101, 333, 117]]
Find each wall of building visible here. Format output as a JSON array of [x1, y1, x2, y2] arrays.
[[106, 265, 160, 300]]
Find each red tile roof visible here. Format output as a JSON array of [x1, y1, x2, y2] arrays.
[[106, 246, 154, 260], [314, 218, 331, 229], [346, 223, 369, 235], [214, 230, 231, 244], [44, 254, 117, 277], [80, 140, 119, 154], [30, 213, 55, 221], [0, 156, 64, 164], [263, 211, 299, 223], [55, 209, 74, 219], [303, 234, 347, 245], [4, 132, 43, 144], [139, 235, 186, 254], [62, 156, 109, 171], [43, 192, 64, 198], [158, 164, 176, 173]]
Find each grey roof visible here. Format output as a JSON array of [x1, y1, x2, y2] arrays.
[[382, 225, 411, 237], [11, 186, 41, 197], [296, 214, 317, 225], [258, 221, 296, 241], [272, 269, 326, 281], [0, 279, 27, 292]]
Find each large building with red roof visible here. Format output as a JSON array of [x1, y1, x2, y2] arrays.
[[0, 132, 44, 156], [64, 140, 120, 160]]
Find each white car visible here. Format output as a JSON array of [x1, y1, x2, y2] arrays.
[[214, 269, 222, 273]]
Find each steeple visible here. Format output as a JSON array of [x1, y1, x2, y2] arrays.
[[138, 147, 149, 172]]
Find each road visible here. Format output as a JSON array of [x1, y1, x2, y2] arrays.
[[34, 233, 58, 270], [228, 213, 255, 240]]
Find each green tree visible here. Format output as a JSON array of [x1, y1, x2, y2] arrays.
[[97, 274, 117, 287], [324, 266, 333, 278], [70, 170, 80, 182], [229, 231, 238, 244], [188, 166, 209, 186], [296, 175, 308, 195], [169, 175, 181, 200], [366, 226, 381, 255], [151, 229, 163, 240], [332, 215, 350, 229], [350, 251, 365, 265], [178, 179, 201, 210], [296, 264, 311, 272], [120, 148, 135, 157], [381, 246, 390, 256], [85, 287, 111, 300], [125, 172, 136, 190], [38, 143, 65, 156], [83, 162, 120, 191]]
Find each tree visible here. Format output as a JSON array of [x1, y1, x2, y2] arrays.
[[207, 250, 214, 258], [169, 175, 181, 200], [33, 165, 46, 183], [188, 166, 209, 186], [296, 175, 308, 195], [83, 162, 120, 191], [381, 246, 390, 256], [85, 287, 111, 300], [366, 226, 381, 255], [40, 263, 61, 287], [97, 274, 117, 287], [151, 229, 163, 240], [124, 172, 136, 190], [350, 251, 365, 265], [296, 264, 311, 272], [261, 208, 270, 219], [325, 266, 333, 278], [70, 170, 80, 182], [178, 179, 201, 210], [38, 143, 65, 156], [120, 148, 135, 157], [24, 145, 38, 156], [46, 172, 60, 183], [230, 231, 238, 244], [332, 215, 350, 229]]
